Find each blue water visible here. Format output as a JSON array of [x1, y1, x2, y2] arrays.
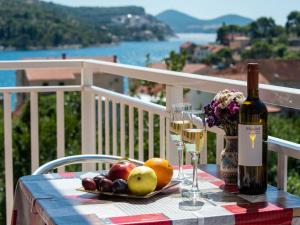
[[0, 33, 216, 88]]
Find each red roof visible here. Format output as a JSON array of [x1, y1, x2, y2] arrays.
[[23, 56, 116, 81], [214, 59, 300, 85], [149, 63, 207, 74], [180, 42, 195, 49]]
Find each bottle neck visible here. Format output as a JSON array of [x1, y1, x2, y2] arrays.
[[247, 88, 259, 99], [247, 65, 259, 99]]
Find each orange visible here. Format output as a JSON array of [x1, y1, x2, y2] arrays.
[[144, 158, 173, 189]]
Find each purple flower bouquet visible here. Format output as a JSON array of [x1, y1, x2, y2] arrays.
[[204, 89, 245, 136]]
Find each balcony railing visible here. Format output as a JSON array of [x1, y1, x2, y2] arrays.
[[0, 59, 300, 225]]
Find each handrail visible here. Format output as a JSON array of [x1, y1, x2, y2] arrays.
[[268, 136, 300, 159], [0, 59, 299, 109], [0, 59, 83, 70], [84, 59, 300, 110], [0, 85, 81, 93]]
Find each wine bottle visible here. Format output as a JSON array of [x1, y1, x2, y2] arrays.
[[238, 63, 268, 195]]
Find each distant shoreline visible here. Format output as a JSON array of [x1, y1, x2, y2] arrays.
[[0, 33, 216, 52]]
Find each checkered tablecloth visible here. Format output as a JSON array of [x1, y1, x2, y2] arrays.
[[12, 164, 300, 225]]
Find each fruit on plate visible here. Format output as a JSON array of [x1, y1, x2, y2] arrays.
[[93, 175, 106, 190], [127, 166, 157, 196], [112, 179, 128, 194], [82, 178, 97, 191], [107, 161, 136, 181], [144, 158, 173, 189], [98, 178, 113, 192]]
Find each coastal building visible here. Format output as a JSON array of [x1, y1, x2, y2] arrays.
[[229, 35, 250, 51], [288, 37, 300, 52], [193, 44, 224, 61], [180, 42, 196, 56], [16, 55, 123, 107], [180, 41, 224, 63]]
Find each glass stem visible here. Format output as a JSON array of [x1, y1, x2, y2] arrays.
[[177, 142, 184, 180], [191, 152, 199, 190]]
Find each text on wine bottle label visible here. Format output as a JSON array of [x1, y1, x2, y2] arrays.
[[238, 124, 263, 166]]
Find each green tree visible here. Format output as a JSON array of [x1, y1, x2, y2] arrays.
[[216, 24, 243, 45], [242, 40, 273, 59], [273, 44, 288, 58], [164, 50, 186, 72], [0, 92, 82, 223], [201, 47, 233, 68], [286, 11, 300, 36], [216, 23, 228, 45], [249, 17, 282, 40]]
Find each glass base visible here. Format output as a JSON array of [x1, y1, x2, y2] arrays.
[[179, 199, 204, 211], [179, 189, 204, 211]]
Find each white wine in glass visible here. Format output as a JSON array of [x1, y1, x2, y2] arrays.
[[179, 110, 206, 211], [182, 128, 205, 154], [170, 120, 191, 135], [170, 103, 192, 181]]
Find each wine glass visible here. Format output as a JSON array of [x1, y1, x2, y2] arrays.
[[179, 110, 206, 211], [169, 103, 192, 181]]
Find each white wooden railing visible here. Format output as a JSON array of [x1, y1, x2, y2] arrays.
[[0, 59, 300, 225]]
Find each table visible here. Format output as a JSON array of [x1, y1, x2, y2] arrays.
[[12, 164, 300, 225]]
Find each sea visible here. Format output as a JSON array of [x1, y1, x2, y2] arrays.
[[0, 33, 215, 85], [0, 33, 215, 106]]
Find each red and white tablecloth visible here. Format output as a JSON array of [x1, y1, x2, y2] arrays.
[[12, 164, 300, 225]]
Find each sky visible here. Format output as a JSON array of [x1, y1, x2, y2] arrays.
[[43, 0, 300, 25]]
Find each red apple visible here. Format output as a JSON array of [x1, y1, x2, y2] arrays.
[[107, 161, 136, 181]]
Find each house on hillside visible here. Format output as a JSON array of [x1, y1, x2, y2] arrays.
[[180, 41, 225, 63], [180, 42, 196, 56], [288, 37, 300, 52], [16, 55, 123, 107], [193, 45, 224, 62], [229, 35, 250, 51]]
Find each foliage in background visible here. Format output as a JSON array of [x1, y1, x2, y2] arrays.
[[201, 47, 234, 67], [0, 92, 81, 224], [0, 0, 173, 50], [216, 12, 300, 62]]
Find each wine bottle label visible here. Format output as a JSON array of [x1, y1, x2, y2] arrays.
[[238, 124, 263, 166]]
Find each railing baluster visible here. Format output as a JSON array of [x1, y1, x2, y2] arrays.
[[148, 112, 154, 159], [30, 91, 39, 172], [277, 152, 288, 191], [97, 95, 103, 155], [81, 68, 96, 171], [105, 98, 110, 169], [120, 103, 125, 157], [112, 101, 117, 156], [56, 91, 65, 173], [165, 117, 170, 162], [138, 108, 144, 161], [129, 105, 134, 159], [159, 114, 165, 158], [4, 93, 13, 225]]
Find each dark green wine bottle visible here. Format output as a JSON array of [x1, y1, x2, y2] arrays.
[[238, 63, 268, 195]]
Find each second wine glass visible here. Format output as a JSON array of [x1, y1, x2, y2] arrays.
[[179, 110, 206, 211]]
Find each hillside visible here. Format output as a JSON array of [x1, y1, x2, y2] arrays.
[[0, 0, 173, 50], [156, 10, 253, 33]]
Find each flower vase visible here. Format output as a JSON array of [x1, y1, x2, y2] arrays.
[[220, 136, 238, 186]]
